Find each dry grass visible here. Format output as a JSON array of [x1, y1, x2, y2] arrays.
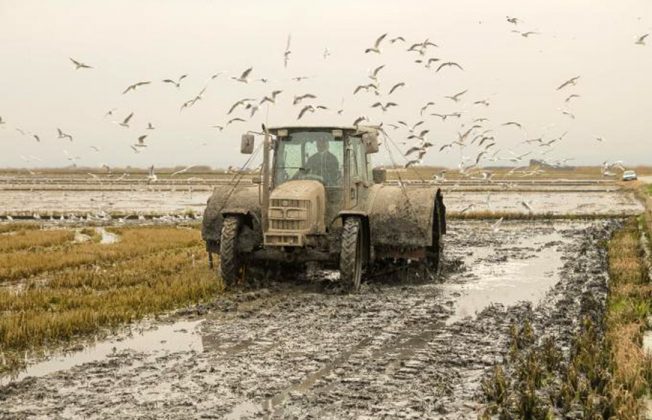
[[0, 223, 41, 234], [0, 226, 201, 283], [0, 229, 74, 252], [0, 226, 220, 374]]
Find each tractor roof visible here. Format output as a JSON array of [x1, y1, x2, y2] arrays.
[[267, 125, 378, 136]]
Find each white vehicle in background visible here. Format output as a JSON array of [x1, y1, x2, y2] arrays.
[[622, 170, 638, 181]]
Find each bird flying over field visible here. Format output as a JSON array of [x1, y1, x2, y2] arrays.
[[56, 128, 73, 141], [372, 102, 398, 112], [231, 67, 253, 83], [162, 74, 188, 88], [556, 76, 580, 90], [365, 33, 388, 54], [260, 90, 283, 105], [436, 61, 463, 72], [293, 93, 317, 105], [69, 57, 93, 70], [388, 82, 406, 95], [635, 33, 649, 45], [122, 81, 151, 94], [445, 90, 468, 102], [228, 98, 256, 114]]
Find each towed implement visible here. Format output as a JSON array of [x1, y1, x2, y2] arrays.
[[202, 125, 446, 291]]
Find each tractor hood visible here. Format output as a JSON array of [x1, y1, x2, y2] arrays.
[[270, 180, 325, 202]]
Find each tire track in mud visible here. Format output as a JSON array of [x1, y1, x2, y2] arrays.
[[0, 220, 619, 419]]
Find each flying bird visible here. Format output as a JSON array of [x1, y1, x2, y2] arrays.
[[69, 57, 93, 70], [293, 93, 317, 105], [352, 116, 368, 126], [162, 74, 188, 88], [445, 90, 468, 102], [369, 65, 385, 81], [556, 76, 580, 91], [635, 33, 649, 45], [226, 117, 245, 127], [56, 128, 73, 141], [260, 90, 283, 105], [353, 83, 378, 95], [146, 122, 155, 130], [228, 98, 256, 114], [424, 57, 441, 68], [473, 99, 490, 107], [390, 36, 405, 43], [231, 67, 253, 83], [564, 94, 581, 103], [284, 34, 292, 68], [372, 102, 398, 112], [436, 61, 463, 72], [388, 82, 406, 95], [506, 16, 520, 25], [365, 33, 388, 54], [502, 121, 522, 129], [420, 102, 436, 116], [119, 112, 134, 128], [323, 48, 331, 59], [134, 134, 148, 148], [122, 81, 151, 94]]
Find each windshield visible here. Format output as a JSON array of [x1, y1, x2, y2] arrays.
[[274, 131, 343, 187]]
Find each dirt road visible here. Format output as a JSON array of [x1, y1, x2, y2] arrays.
[[0, 219, 617, 418]]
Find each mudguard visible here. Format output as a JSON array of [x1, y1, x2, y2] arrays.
[[367, 185, 437, 248], [201, 184, 261, 249]]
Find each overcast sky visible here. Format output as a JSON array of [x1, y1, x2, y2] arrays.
[[0, 0, 651, 169]]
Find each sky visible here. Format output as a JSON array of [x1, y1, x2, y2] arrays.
[[0, 0, 651, 170]]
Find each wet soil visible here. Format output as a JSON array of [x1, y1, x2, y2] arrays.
[[0, 219, 618, 418]]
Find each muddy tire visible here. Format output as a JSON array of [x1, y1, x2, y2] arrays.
[[340, 217, 365, 292], [220, 216, 242, 286]]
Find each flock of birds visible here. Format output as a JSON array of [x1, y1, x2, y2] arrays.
[[0, 15, 649, 185]]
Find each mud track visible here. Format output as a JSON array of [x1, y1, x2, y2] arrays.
[[0, 219, 618, 418]]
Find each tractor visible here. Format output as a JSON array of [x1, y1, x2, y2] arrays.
[[201, 125, 446, 291]]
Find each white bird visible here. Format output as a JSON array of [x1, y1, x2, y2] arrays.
[[365, 33, 388, 54], [353, 83, 379, 95], [162, 74, 188, 88], [119, 112, 134, 128], [436, 62, 463, 72], [228, 98, 256, 114], [420, 102, 436, 116], [564, 94, 581, 103], [260, 90, 283, 105], [134, 134, 147, 148], [372, 102, 398, 112], [521, 200, 532, 212], [69, 57, 93, 70], [231, 67, 253, 83], [460, 204, 474, 214], [491, 217, 504, 232], [369, 65, 385, 81], [171, 165, 196, 176], [556, 76, 580, 91], [146, 122, 155, 130], [284, 34, 292, 68], [147, 165, 157, 183], [226, 117, 245, 127], [293, 93, 317, 105], [445, 90, 468, 102], [352, 116, 369, 126], [635, 33, 649, 45], [122, 81, 151, 94], [56, 128, 73, 141], [388, 82, 406, 95]]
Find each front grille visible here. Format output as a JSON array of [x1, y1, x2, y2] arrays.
[[268, 199, 310, 231]]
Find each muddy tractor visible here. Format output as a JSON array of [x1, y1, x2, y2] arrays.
[[202, 125, 446, 290]]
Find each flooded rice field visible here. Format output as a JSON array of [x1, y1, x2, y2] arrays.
[[0, 218, 618, 418], [0, 179, 643, 217]]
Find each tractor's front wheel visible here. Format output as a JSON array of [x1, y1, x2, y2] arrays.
[[220, 216, 242, 286], [340, 217, 365, 292]]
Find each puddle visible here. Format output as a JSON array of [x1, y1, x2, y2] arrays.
[[225, 400, 263, 420], [643, 331, 652, 355], [0, 319, 203, 386], [444, 227, 566, 323], [96, 227, 119, 244]]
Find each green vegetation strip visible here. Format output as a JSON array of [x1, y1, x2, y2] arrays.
[[481, 218, 652, 417], [0, 227, 220, 374]]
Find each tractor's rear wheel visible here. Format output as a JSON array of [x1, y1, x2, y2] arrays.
[[340, 217, 364, 292], [220, 216, 242, 286]]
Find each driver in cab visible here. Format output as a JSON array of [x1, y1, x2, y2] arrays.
[[304, 137, 340, 185]]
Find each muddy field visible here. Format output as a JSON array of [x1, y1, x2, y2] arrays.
[[0, 217, 618, 418]]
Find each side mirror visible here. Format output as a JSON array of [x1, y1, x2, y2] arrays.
[[372, 167, 386, 184], [241, 134, 255, 154], [362, 132, 379, 154]]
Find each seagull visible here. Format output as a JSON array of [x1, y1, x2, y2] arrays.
[[292, 76, 310, 82], [171, 165, 196, 176], [460, 204, 474, 214], [506, 16, 520, 25], [420, 102, 436, 116], [388, 82, 406, 95], [436, 62, 463, 72], [595, 136, 605, 142], [369, 65, 385, 81], [146, 122, 155, 130], [297, 105, 327, 119], [564, 94, 581, 103], [231, 67, 253, 83], [210, 125, 224, 131], [104, 108, 117, 118], [353, 83, 379, 95], [424, 57, 441, 69], [122, 81, 151, 94], [162, 74, 188, 88], [284, 34, 292, 68], [293, 93, 317, 105], [0, 116, 4, 125], [372, 102, 398, 112], [180, 87, 207, 111], [352, 116, 369, 126], [397, 120, 425, 133], [323, 48, 331, 59], [521, 200, 533, 212], [407, 38, 438, 55], [365, 33, 388, 54], [134, 135, 148, 148], [445, 90, 468, 102], [33, 134, 41, 142], [561, 109, 575, 119], [147, 165, 157, 183], [119, 112, 134, 128], [69, 57, 93, 70], [556, 76, 580, 91], [336, 98, 344, 115], [390, 36, 405, 43], [56, 128, 73, 141], [260, 90, 283, 105], [473, 99, 490, 107], [491, 217, 504, 232], [228, 98, 256, 114], [405, 158, 422, 168], [502, 121, 522, 129], [519, 31, 538, 38], [635, 33, 649, 45], [226, 117, 245, 127], [439, 143, 453, 152]]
